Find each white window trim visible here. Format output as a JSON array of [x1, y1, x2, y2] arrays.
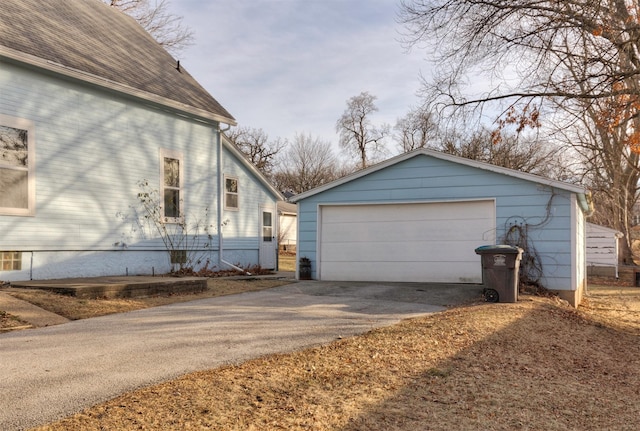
[[0, 114, 35, 216], [224, 174, 239, 211], [159, 148, 184, 223]]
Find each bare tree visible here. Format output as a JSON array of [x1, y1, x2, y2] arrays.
[[394, 107, 438, 152], [336, 92, 390, 169], [399, 0, 640, 262], [107, 0, 193, 55], [399, 1, 640, 120], [438, 127, 573, 180], [226, 127, 285, 177], [392, 105, 573, 180], [557, 98, 640, 262], [272, 133, 340, 194]]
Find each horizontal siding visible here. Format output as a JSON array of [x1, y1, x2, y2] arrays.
[[320, 261, 481, 283], [586, 224, 619, 267], [279, 214, 297, 244], [298, 153, 579, 288], [0, 63, 218, 251], [0, 61, 276, 279], [220, 145, 277, 250]]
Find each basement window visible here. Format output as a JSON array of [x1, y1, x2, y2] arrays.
[[1, 251, 22, 271], [170, 250, 187, 265]]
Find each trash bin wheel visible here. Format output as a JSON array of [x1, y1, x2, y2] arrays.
[[484, 288, 499, 303]]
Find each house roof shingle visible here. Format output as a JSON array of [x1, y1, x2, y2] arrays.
[[0, 0, 235, 125]]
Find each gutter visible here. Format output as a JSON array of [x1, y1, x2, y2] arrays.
[[216, 124, 251, 275]]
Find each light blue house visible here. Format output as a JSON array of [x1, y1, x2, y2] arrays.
[[0, 0, 281, 281], [291, 149, 593, 307]]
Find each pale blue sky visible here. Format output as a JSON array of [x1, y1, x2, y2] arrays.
[[170, 0, 428, 149]]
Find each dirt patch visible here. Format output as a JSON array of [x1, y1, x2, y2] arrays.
[[27, 283, 640, 431], [0, 310, 31, 332]]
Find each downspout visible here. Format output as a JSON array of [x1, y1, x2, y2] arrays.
[[30, 251, 34, 280], [216, 123, 252, 275]]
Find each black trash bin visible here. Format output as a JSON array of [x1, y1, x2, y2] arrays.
[[474, 245, 523, 303], [299, 257, 312, 280]]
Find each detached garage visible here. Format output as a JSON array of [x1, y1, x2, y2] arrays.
[[291, 149, 593, 307]]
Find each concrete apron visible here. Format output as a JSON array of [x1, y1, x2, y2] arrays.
[[0, 281, 482, 431]]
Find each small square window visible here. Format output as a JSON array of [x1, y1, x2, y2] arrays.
[[0, 251, 21, 271], [170, 250, 187, 264]]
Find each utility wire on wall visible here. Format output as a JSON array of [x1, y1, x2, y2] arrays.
[[502, 190, 557, 290]]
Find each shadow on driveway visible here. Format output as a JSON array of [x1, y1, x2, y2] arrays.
[[0, 280, 482, 430]]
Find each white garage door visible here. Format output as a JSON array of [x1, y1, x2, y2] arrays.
[[319, 200, 495, 283]]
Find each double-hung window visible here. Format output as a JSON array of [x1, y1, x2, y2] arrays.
[[0, 115, 35, 216], [224, 176, 239, 210], [160, 149, 183, 222]]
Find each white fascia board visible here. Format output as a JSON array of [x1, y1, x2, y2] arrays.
[[422, 149, 588, 194], [291, 148, 589, 202], [221, 133, 284, 201]]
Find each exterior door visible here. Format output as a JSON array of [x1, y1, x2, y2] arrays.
[[259, 206, 277, 269]]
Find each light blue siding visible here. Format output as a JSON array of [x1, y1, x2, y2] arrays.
[[298, 153, 582, 292], [221, 144, 277, 254], [0, 61, 277, 279]]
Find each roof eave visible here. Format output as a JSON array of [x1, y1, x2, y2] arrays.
[[0, 45, 236, 126], [291, 148, 589, 202], [221, 133, 284, 201], [587, 222, 624, 237]]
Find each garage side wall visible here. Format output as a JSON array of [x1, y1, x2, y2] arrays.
[[297, 154, 578, 293], [567, 196, 587, 306]]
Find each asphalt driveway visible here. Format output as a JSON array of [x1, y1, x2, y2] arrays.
[[0, 280, 482, 430]]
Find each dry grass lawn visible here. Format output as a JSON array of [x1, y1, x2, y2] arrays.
[[278, 252, 296, 272], [0, 309, 30, 332], [4, 279, 640, 430]]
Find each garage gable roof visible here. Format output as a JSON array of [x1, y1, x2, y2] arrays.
[[0, 0, 235, 125], [291, 148, 590, 202]]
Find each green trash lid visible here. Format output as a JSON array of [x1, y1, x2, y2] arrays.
[[474, 245, 522, 254]]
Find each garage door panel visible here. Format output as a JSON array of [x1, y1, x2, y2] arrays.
[[321, 261, 482, 283], [319, 201, 495, 283], [321, 220, 493, 243], [321, 201, 491, 223], [322, 241, 484, 262]]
